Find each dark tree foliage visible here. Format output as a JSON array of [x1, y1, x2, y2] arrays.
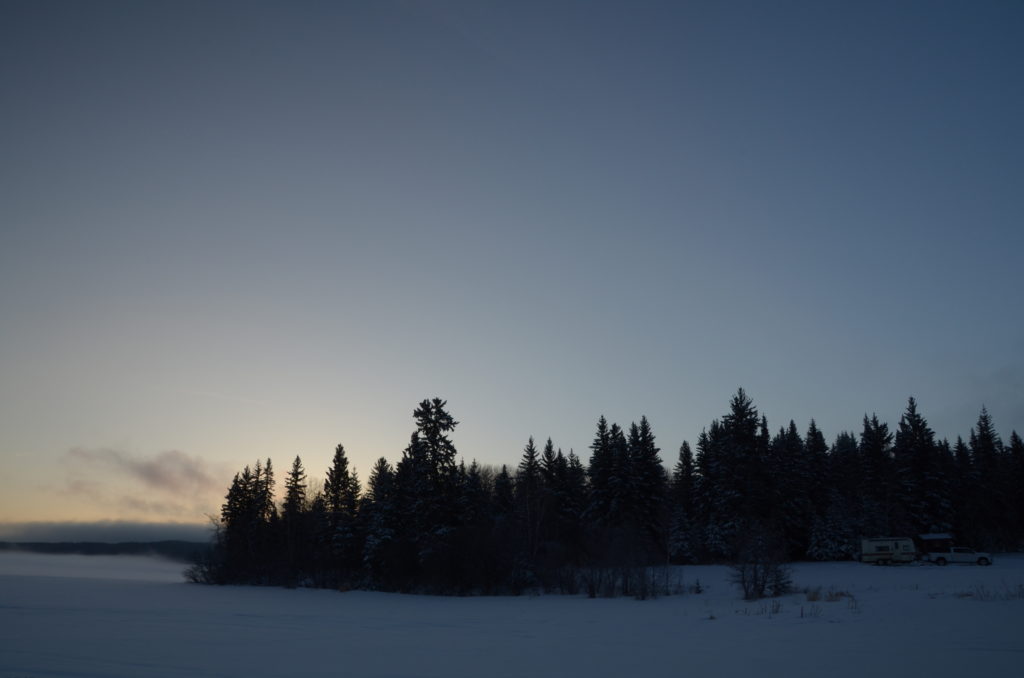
[[669, 441, 698, 563], [1009, 432, 1024, 550], [858, 414, 895, 537], [323, 444, 361, 584], [807, 431, 860, 560], [630, 416, 668, 557], [768, 421, 813, 559], [198, 392, 1022, 596], [281, 456, 309, 579], [516, 436, 544, 571], [585, 416, 614, 523], [891, 398, 949, 536], [361, 457, 396, 587], [966, 408, 1009, 550]]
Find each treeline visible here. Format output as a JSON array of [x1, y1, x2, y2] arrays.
[[0, 541, 206, 562], [191, 391, 1024, 594]]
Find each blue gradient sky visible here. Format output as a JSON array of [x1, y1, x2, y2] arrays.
[[2, 1, 1022, 526]]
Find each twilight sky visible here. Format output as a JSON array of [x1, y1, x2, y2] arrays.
[[1, 0, 1022, 531]]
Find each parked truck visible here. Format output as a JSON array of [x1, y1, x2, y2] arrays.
[[860, 537, 916, 564], [924, 547, 992, 566]]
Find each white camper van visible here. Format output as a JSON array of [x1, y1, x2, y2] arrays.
[[860, 537, 916, 564]]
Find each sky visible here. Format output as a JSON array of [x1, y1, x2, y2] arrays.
[[1, 0, 1022, 535]]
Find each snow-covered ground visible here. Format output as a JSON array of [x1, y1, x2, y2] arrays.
[[1, 552, 1023, 677]]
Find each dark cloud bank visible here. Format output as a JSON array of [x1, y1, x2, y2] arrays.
[[57, 446, 226, 520], [0, 520, 212, 543], [66, 447, 221, 494]]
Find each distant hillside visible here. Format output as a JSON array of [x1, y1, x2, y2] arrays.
[[0, 540, 210, 563]]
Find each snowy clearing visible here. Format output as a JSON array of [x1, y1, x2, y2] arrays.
[[1, 553, 1023, 677]]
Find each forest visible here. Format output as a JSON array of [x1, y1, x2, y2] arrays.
[[190, 391, 1024, 596]]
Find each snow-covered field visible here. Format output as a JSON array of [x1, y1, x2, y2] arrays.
[[1, 552, 1023, 677]]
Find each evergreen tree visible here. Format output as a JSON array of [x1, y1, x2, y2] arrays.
[[414, 398, 460, 490], [218, 460, 277, 583], [804, 420, 829, 520], [768, 421, 813, 559], [714, 388, 767, 556], [694, 421, 730, 558], [606, 423, 634, 524], [489, 463, 518, 590], [859, 414, 894, 536], [891, 397, 946, 534], [252, 459, 278, 579], [809, 431, 861, 559], [493, 464, 515, 517], [669, 441, 698, 563], [283, 455, 308, 520], [361, 457, 396, 587], [412, 398, 462, 581], [454, 460, 501, 593], [323, 444, 361, 581], [827, 431, 862, 504], [540, 438, 559, 488], [586, 416, 614, 522], [392, 432, 431, 587], [516, 436, 544, 564], [1008, 431, 1024, 547], [629, 416, 668, 556], [564, 450, 588, 520], [950, 436, 975, 544], [969, 408, 1006, 549], [538, 439, 564, 556], [282, 455, 309, 579]]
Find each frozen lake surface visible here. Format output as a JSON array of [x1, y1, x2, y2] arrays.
[[1, 551, 1023, 677]]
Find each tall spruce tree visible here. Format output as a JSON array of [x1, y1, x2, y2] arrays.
[[362, 457, 396, 587], [891, 398, 946, 534], [283, 455, 308, 520], [950, 436, 975, 544], [629, 416, 668, 556], [768, 421, 812, 559], [859, 414, 894, 536], [715, 389, 767, 554], [391, 434, 427, 586], [808, 431, 861, 560], [1008, 432, 1024, 546], [516, 436, 544, 562], [493, 464, 515, 517], [586, 416, 614, 522], [969, 408, 1006, 549], [282, 455, 309, 578], [804, 420, 829, 521], [323, 444, 361, 580], [669, 441, 698, 562], [413, 399, 461, 541]]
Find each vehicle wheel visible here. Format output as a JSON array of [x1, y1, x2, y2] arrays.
[[935, 557, 947, 566], [978, 557, 991, 566]]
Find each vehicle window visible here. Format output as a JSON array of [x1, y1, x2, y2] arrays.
[[953, 548, 970, 553], [876, 545, 890, 552]]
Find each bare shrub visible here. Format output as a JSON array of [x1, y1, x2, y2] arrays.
[[966, 584, 1024, 601], [730, 533, 792, 600], [801, 604, 822, 618], [824, 587, 851, 602]]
